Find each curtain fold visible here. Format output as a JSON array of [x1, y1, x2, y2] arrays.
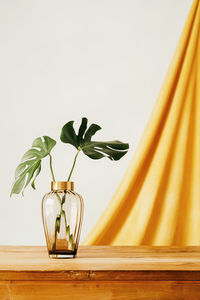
[[83, 0, 200, 246]]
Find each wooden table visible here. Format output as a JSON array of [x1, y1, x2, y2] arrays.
[[0, 246, 200, 299]]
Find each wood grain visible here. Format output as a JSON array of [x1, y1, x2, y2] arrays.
[[1, 281, 200, 300], [0, 246, 200, 299], [1, 246, 200, 272]]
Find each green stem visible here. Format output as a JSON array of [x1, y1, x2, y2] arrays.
[[54, 193, 75, 251], [49, 154, 56, 181], [67, 149, 80, 181]]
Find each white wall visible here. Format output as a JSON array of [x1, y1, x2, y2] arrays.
[[0, 0, 193, 245]]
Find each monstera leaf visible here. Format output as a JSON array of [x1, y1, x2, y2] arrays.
[[60, 118, 129, 160], [10, 136, 56, 196]]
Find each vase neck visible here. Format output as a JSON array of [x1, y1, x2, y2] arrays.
[[51, 181, 74, 191]]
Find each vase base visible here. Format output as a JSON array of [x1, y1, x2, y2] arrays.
[[48, 249, 77, 259]]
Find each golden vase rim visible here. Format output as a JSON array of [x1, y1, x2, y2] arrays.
[[51, 181, 74, 191]]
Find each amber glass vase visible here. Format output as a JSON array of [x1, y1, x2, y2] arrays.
[[42, 181, 84, 258]]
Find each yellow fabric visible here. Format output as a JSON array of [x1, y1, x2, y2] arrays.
[[83, 0, 200, 246]]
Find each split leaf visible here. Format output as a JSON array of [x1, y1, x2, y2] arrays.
[[10, 136, 56, 196], [60, 118, 129, 161]]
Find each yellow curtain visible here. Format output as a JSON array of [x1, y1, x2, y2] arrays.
[[83, 0, 200, 246]]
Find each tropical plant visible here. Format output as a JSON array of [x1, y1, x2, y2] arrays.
[[11, 117, 129, 196]]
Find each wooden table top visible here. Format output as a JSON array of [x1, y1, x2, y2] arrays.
[[1, 246, 200, 281]]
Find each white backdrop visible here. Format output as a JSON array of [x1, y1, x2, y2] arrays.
[[0, 0, 193, 245]]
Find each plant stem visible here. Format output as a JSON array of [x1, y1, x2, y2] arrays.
[[49, 154, 56, 181], [54, 193, 75, 251], [67, 149, 80, 181]]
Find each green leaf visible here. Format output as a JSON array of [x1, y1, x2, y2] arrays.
[[82, 141, 129, 160], [84, 124, 101, 142], [60, 121, 78, 149], [10, 136, 56, 196], [77, 117, 88, 144], [60, 117, 129, 161], [31, 164, 41, 190]]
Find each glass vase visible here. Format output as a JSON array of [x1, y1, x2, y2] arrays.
[[42, 181, 84, 258]]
